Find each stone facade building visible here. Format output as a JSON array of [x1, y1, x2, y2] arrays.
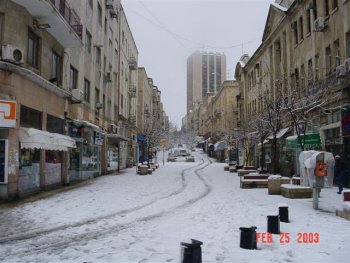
[[0, 0, 168, 200], [234, 0, 350, 180]]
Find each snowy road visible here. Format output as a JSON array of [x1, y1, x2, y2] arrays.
[[0, 150, 349, 263]]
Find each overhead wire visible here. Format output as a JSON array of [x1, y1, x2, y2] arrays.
[[124, 2, 261, 52]]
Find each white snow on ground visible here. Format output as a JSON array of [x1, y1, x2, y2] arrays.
[[0, 149, 349, 263]]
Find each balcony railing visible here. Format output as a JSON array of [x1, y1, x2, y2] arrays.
[[51, 0, 82, 40]]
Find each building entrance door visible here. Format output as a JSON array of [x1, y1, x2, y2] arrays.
[[0, 140, 8, 183]]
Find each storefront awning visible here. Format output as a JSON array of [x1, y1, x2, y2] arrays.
[[264, 127, 290, 144], [19, 127, 76, 151], [70, 119, 101, 130], [107, 133, 130, 142], [319, 121, 341, 130], [214, 140, 226, 151]]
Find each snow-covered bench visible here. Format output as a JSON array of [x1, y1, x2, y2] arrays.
[[281, 184, 312, 199], [240, 178, 268, 189]]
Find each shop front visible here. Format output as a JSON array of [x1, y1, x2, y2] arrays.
[[341, 106, 350, 187], [68, 120, 103, 182], [106, 133, 129, 173], [18, 127, 76, 194]]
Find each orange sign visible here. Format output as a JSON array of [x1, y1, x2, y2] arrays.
[[316, 162, 327, 177], [0, 100, 16, 128]]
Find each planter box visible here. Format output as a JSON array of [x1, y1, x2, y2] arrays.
[[229, 166, 237, 173], [240, 179, 268, 189], [238, 169, 256, 177], [281, 184, 312, 199], [224, 165, 229, 171]]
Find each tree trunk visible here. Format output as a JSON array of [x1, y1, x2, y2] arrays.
[[260, 136, 265, 172]]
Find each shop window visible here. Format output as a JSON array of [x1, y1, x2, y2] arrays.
[[332, 0, 338, 11], [70, 143, 81, 171], [20, 105, 42, 129], [45, 150, 62, 164], [47, 114, 64, 134], [306, 9, 311, 34], [19, 148, 40, 168]]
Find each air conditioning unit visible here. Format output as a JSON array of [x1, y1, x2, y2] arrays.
[[71, 88, 84, 102], [106, 72, 112, 82], [110, 124, 118, 133], [105, 0, 114, 9], [1, 44, 24, 64], [95, 102, 103, 109], [344, 58, 350, 72], [336, 65, 346, 78], [314, 17, 327, 32]]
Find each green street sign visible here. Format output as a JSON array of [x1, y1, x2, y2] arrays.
[[286, 133, 321, 149]]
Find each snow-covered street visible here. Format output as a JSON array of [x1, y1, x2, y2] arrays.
[[0, 150, 349, 263]]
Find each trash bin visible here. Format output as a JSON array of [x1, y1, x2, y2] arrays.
[[180, 239, 203, 263], [239, 226, 257, 250], [267, 215, 280, 234], [279, 205, 289, 223]]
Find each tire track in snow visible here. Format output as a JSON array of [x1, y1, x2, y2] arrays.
[[0, 157, 206, 244], [0, 153, 215, 259]]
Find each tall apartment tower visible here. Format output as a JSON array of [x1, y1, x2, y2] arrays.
[[187, 51, 226, 113]]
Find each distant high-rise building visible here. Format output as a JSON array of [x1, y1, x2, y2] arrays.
[[187, 51, 226, 113]]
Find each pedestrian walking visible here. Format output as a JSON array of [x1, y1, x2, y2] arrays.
[[334, 155, 345, 194]]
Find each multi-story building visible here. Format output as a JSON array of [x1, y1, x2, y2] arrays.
[[0, 0, 151, 200], [234, 0, 350, 181], [0, 0, 83, 199], [187, 50, 226, 113]]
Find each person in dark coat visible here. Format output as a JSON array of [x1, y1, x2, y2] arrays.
[[334, 155, 345, 194]]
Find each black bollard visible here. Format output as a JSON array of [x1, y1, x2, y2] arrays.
[[279, 205, 289, 223], [180, 239, 203, 263], [267, 215, 280, 234], [239, 226, 257, 249]]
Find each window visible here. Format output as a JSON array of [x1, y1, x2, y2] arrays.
[[96, 47, 101, 65], [324, 0, 330, 16], [20, 105, 42, 129], [325, 45, 332, 74], [295, 68, 299, 91], [97, 3, 102, 27], [306, 9, 311, 34], [47, 114, 64, 134], [332, 0, 338, 10], [299, 17, 304, 41], [69, 66, 78, 91], [308, 59, 313, 83], [103, 94, 106, 116], [292, 21, 298, 45], [85, 30, 92, 54], [122, 31, 125, 45], [50, 51, 62, 85], [27, 30, 40, 68], [105, 17, 108, 35], [300, 64, 305, 91], [88, 0, 93, 9], [84, 78, 90, 102], [95, 88, 100, 104], [315, 54, 319, 80], [334, 39, 340, 66], [121, 94, 123, 109], [0, 14, 4, 45], [312, 0, 318, 19]]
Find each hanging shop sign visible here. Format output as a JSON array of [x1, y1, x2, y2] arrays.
[[0, 100, 16, 128], [286, 133, 321, 149]]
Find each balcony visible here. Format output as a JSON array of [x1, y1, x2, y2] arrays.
[[128, 56, 137, 70], [13, 0, 83, 48]]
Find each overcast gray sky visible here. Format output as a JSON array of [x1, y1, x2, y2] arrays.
[[122, 0, 275, 128]]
